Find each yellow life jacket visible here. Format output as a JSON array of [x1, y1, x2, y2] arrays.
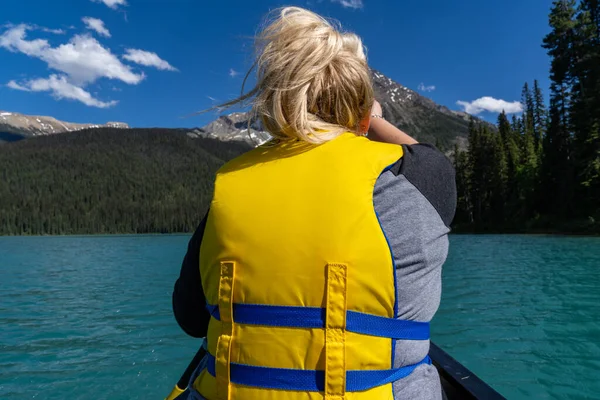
[[194, 132, 430, 400]]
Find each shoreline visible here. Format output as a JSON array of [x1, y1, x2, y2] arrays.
[[2, 230, 600, 238], [0, 232, 194, 238]]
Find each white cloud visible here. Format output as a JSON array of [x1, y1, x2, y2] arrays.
[[8, 74, 117, 108], [7, 80, 28, 90], [331, 0, 364, 9], [229, 68, 239, 78], [207, 96, 218, 101], [0, 24, 49, 56], [2, 23, 66, 35], [456, 96, 523, 115], [1, 23, 174, 108], [418, 82, 436, 92], [122, 49, 177, 71], [91, 0, 127, 10], [46, 35, 144, 84], [0, 24, 144, 85], [82, 17, 111, 38], [40, 27, 66, 35], [0, 24, 153, 108]]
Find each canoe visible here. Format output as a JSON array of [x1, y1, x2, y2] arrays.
[[167, 342, 506, 399], [430, 342, 506, 399]]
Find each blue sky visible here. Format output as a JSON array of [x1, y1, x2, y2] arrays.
[[0, 0, 553, 128]]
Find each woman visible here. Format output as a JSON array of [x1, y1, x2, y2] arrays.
[[173, 6, 456, 400]]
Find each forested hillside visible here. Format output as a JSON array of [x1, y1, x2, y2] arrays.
[[453, 0, 600, 234], [0, 129, 250, 235]]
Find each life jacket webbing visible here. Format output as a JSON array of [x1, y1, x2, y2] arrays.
[[204, 352, 432, 391], [325, 263, 348, 399], [205, 304, 430, 340], [215, 261, 235, 400]]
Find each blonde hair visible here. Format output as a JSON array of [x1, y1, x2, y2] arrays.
[[213, 7, 373, 144]]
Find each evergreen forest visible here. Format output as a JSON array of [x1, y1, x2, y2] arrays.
[[453, 0, 600, 233]]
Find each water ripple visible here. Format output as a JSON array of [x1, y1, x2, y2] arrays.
[[0, 235, 198, 400], [433, 235, 600, 399], [1, 234, 599, 399]]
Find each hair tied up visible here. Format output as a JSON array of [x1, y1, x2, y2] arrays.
[[204, 7, 373, 144]]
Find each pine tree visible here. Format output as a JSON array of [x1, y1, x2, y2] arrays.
[[498, 111, 520, 220], [453, 144, 472, 224], [489, 130, 508, 224], [571, 0, 600, 214], [522, 126, 538, 171], [521, 82, 537, 161], [467, 118, 485, 225], [533, 80, 548, 153], [511, 115, 523, 146], [498, 111, 519, 178], [541, 97, 573, 217], [542, 0, 577, 218], [522, 82, 536, 135], [543, 0, 577, 136], [466, 123, 506, 227], [543, 0, 577, 88]]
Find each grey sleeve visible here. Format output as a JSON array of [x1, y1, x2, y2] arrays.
[[373, 144, 456, 400], [373, 144, 455, 399], [389, 144, 457, 227]]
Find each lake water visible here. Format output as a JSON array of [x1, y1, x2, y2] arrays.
[[1, 234, 599, 399]]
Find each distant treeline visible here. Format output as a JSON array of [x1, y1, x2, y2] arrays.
[[453, 0, 600, 234], [0, 129, 249, 235]]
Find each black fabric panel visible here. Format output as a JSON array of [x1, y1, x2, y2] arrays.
[[388, 144, 457, 227], [172, 211, 210, 338]]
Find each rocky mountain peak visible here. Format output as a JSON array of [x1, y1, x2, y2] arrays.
[[0, 110, 129, 142], [196, 69, 475, 148], [2, 70, 476, 149]]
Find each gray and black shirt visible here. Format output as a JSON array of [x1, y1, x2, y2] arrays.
[[173, 143, 457, 400]]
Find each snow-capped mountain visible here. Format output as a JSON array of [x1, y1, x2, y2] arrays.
[[1, 69, 475, 148], [197, 112, 271, 144], [0, 111, 128, 142], [196, 69, 474, 148]]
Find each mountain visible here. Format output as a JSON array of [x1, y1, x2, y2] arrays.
[[0, 111, 128, 143], [197, 112, 271, 144], [1, 70, 475, 149], [196, 69, 474, 150], [371, 69, 471, 149]]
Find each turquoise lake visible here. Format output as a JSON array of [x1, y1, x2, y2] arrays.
[[1, 234, 599, 399]]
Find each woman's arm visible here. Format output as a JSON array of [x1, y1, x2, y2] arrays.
[[172, 213, 211, 338], [367, 100, 418, 145]]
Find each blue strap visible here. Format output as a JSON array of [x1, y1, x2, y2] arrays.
[[205, 303, 429, 340], [205, 352, 430, 392]]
